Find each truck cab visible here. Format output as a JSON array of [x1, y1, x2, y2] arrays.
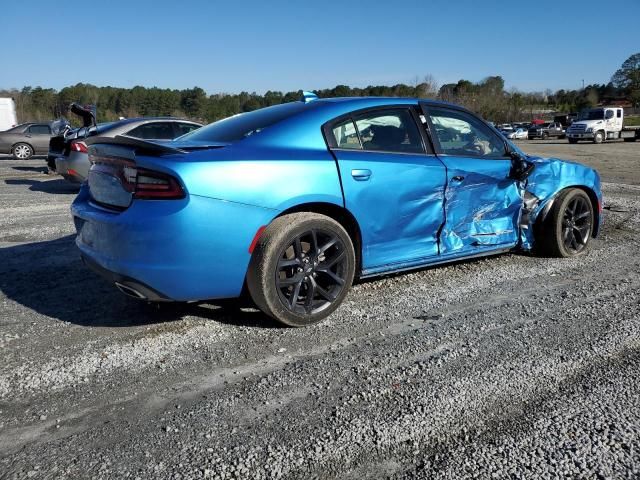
[[566, 107, 623, 144]]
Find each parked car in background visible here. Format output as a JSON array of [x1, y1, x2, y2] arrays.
[[0, 122, 65, 159], [506, 128, 528, 140], [52, 117, 202, 183], [0, 98, 18, 131], [528, 122, 565, 140], [72, 95, 602, 327]]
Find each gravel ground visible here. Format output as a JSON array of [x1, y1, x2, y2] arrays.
[[0, 148, 639, 479]]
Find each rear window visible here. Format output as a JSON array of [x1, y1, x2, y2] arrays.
[[180, 102, 311, 143], [28, 125, 51, 134], [126, 122, 175, 140]]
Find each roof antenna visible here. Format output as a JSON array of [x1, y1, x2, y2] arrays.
[[301, 91, 318, 103]]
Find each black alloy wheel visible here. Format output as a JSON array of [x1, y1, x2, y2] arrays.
[[537, 188, 595, 258], [561, 195, 593, 254], [275, 228, 348, 315], [247, 212, 356, 327]]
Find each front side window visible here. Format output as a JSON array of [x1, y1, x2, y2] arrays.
[[427, 107, 506, 158], [28, 125, 51, 135]]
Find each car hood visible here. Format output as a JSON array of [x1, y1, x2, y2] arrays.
[[570, 120, 604, 128]]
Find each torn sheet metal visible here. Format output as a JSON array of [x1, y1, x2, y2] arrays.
[[438, 159, 522, 255], [518, 156, 602, 250]]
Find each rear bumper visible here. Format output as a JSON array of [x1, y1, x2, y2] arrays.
[[81, 253, 171, 301], [56, 152, 88, 183], [71, 185, 277, 301]]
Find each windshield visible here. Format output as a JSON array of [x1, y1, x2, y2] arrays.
[[179, 102, 311, 143], [580, 109, 604, 120]]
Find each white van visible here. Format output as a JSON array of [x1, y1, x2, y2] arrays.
[[0, 98, 18, 132]]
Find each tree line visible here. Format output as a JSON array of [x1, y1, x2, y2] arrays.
[[2, 53, 638, 126]]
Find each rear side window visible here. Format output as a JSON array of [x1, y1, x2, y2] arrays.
[[127, 122, 176, 140], [328, 108, 426, 154], [355, 109, 425, 154], [28, 125, 51, 134], [331, 119, 361, 149]]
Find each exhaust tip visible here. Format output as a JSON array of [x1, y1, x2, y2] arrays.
[[115, 282, 147, 300]]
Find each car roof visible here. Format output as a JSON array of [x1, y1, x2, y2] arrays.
[[222, 97, 486, 150]]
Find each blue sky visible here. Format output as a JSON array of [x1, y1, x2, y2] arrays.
[[1, 0, 638, 94]]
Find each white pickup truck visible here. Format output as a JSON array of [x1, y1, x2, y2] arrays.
[[566, 107, 640, 143]]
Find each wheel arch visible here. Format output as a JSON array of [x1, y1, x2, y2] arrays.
[[276, 202, 363, 275]]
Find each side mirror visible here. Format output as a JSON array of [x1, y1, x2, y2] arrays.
[[508, 150, 535, 181]]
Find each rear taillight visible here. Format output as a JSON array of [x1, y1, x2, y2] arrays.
[[71, 140, 88, 153], [88, 155, 184, 210], [133, 168, 184, 199]]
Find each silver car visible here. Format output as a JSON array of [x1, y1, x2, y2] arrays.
[[55, 118, 202, 183], [0, 123, 59, 159]]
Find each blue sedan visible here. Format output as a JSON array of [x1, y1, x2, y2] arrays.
[[71, 94, 602, 326]]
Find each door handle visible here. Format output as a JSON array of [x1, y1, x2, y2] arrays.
[[451, 175, 465, 182], [351, 169, 371, 181]]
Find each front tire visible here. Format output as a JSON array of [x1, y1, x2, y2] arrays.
[[593, 131, 604, 144], [537, 189, 594, 258], [12, 143, 33, 160], [568, 138, 578, 144], [246, 212, 356, 327]]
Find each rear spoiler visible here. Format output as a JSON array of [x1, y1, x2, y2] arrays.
[[85, 135, 186, 156]]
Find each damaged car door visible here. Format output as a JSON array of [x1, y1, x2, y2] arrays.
[[421, 104, 522, 255], [326, 106, 446, 271]]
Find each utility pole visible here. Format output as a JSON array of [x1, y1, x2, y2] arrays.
[[582, 79, 585, 90]]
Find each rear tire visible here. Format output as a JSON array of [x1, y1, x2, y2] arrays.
[[246, 212, 356, 327], [537, 189, 594, 258], [12, 143, 33, 160], [542, 132, 549, 140]]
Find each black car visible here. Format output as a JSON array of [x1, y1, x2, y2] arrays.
[[528, 122, 565, 140]]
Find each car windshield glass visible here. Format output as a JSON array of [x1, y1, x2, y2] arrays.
[[179, 102, 311, 143], [580, 110, 604, 120]]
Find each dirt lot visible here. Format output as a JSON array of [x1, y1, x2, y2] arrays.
[[1, 142, 639, 479]]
